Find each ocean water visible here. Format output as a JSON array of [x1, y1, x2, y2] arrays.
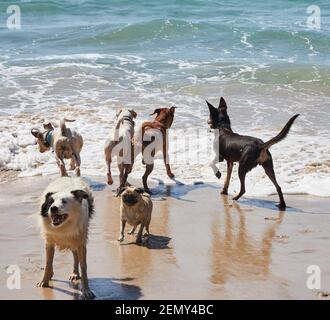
[[0, 0, 330, 196]]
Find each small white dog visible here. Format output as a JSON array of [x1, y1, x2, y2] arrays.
[[37, 177, 95, 299], [31, 118, 83, 177], [104, 108, 137, 191]]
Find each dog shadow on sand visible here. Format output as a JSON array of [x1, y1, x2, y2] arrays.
[[147, 177, 218, 202], [49, 277, 142, 300], [119, 234, 172, 250], [237, 197, 303, 213]]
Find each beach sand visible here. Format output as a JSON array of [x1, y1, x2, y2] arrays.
[[0, 174, 330, 300]]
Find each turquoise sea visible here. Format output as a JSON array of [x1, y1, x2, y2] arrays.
[[0, 0, 329, 196]]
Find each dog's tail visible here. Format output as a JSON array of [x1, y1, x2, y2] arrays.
[[113, 117, 123, 141], [60, 118, 75, 136], [262, 114, 299, 150]]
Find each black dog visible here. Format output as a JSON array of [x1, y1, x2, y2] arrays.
[[206, 97, 299, 209]]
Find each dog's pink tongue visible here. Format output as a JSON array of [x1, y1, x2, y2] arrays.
[[52, 214, 63, 225]]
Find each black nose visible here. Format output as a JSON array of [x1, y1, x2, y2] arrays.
[[50, 206, 58, 214]]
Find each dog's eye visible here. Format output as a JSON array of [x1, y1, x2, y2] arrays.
[[62, 199, 68, 205]]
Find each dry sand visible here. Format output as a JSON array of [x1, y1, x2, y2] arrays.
[[0, 174, 330, 300]]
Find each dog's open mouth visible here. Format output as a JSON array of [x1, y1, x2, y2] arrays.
[[51, 213, 68, 226]]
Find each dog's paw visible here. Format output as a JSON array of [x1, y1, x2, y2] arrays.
[[118, 236, 124, 242], [81, 288, 95, 300], [276, 203, 287, 211], [215, 171, 221, 179], [232, 195, 240, 201], [136, 236, 143, 244], [36, 281, 50, 288], [221, 189, 228, 195], [167, 172, 175, 179], [69, 273, 81, 282], [107, 174, 113, 185]]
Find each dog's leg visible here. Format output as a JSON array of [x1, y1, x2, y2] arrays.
[[77, 245, 95, 300], [221, 161, 233, 195], [37, 244, 55, 287], [69, 250, 81, 281], [105, 147, 113, 185], [74, 153, 81, 177], [121, 164, 130, 187], [233, 164, 247, 201], [118, 163, 124, 184], [136, 222, 145, 244], [143, 164, 154, 194], [262, 159, 286, 209], [210, 155, 221, 179], [128, 225, 136, 234], [144, 218, 151, 236], [116, 162, 125, 194], [107, 158, 113, 185], [56, 156, 67, 177], [118, 219, 126, 242], [162, 130, 174, 178], [70, 158, 76, 171]]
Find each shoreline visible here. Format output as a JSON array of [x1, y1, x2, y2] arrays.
[[0, 174, 330, 299]]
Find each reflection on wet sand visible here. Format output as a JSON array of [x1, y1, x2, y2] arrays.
[[210, 195, 284, 284]]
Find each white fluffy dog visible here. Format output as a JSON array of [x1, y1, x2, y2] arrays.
[[37, 177, 95, 299]]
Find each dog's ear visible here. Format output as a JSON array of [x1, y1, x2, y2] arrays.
[[31, 128, 40, 138], [135, 187, 144, 194], [169, 106, 176, 114], [219, 97, 227, 109], [129, 109, 137, 118], [41, 192, 54, 217], [43, 122, 54, 131], [71, 190, 89, 201], [149, 108, 161, 116], [71, 190, 94, 216], [116, 109, 122, 118], [206, 100, 218, 115], [117, 186, 127, 196], [206, 100, 219, 127]]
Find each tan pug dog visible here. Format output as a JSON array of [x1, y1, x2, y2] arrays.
[[118, 186, 153, 244], [37, 177, 95, 299], [31, 118, 83, 177]]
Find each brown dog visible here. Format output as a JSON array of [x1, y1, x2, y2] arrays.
[[207, 97, 299, 209], [135, 107, 176, 194]]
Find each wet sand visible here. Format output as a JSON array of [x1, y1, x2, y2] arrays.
[[0, 174, 330, 300]]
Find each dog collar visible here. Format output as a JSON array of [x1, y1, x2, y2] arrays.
[[122, 116, 134, 125], [44, 130, 53, 148]]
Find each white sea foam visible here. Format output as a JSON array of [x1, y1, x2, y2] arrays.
[[1, 107, 329, 197], [0, 51, 329, 197]]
